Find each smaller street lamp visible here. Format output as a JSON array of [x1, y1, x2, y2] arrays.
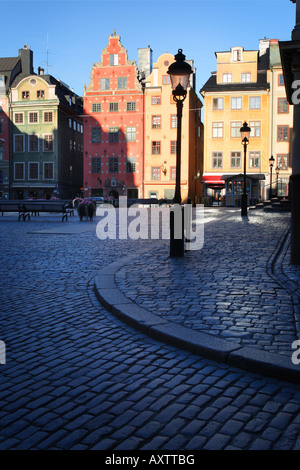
[[269, 155, 275, 199], [275, 166, 280, 197], [240, 122, 251, 216]]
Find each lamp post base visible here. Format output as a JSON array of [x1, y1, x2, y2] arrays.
[[241, 193, 248, 217], [170, 207, 184, 257]]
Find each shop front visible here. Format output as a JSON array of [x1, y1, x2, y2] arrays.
[[201, 175, 225, 205], [221, 174, 265, 207]]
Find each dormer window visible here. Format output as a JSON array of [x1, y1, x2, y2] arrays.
[[110, 54, 118, 66], [232, 48, 242, 62], [222, 74, 232, 83]]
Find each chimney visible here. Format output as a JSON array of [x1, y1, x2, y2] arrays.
[[19, 46, 34, 75], [38, 67, 44, 75]]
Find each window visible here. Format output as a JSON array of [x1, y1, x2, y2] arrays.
[[278, 98, 289, 113], [277, 154, 288, 170], [230, 121, 242, 138], [37, 90, 45, 98], [230, 151, 241, 168], [152, 96, 161, 105], [0, 119, 2, 134], [29, 134, 39, 152], [92, 103, 101, 113], [250, 96, 261, 109], [212, 97, 223, 110], [222, 74, 232, 83], [69, 118, 72, 128], [44, 112, 53, 123], [232, 48, 242, 61], [14, 134, 24, 152], [170, 115, 177, 128], [22, 91, 29, 99], [212, 122, 223, 138], [44, 134, 54, 151], [241, 73, 251, 83], [126, 127, 136, 142], [15, 113, 24, 124], [44, 162, 54, 179], [170, 141, 177, 155], [277, 125, 289, 141], [151, 167, 161, 180], [231, 97, 242, 110], [212, 152, 223, 169], [100, 78, 110, 90], [163, 75, 170, 85], [109, 102, 119, 112], [110, 54, 118, 66], [109, 127, 119, 143], [170, 166, 176, 180], [126, 157, 136, 173], [91, 127, 102, 143], [249, 151, 260, 168], [249, 121, 261, 137], [117, 77, 127, 89], [29, 162, 39, 180], [0, 142, 4, 160], [91, 157, 101, 173], [278, 74, 284, 86], [109, 157, 119, 173], [152, 115, 161, 129], [152, 141, 161, 155], [29, 112, 38, 124], [127, 102, 136, 111], [14, 162, 24, 180]]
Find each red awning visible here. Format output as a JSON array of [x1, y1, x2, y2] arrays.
[[201, 175, 224, 185]]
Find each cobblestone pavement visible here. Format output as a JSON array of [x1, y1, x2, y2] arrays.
[[1, 209, 300, 451]]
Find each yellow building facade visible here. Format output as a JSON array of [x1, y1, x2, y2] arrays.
[[201, 41, 273, 206], [143, 53, 203, 203]]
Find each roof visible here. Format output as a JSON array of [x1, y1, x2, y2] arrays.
[[0, 57, 20, 72], [200, 70, 269, 94], [221, 174, 266, 181]]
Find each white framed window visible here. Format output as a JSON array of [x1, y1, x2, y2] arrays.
[[212, 152, 223, 169], [29, 134, 39, 152], [249, 121, 261, 137], [212, 97, 223, 110], [250, 96, 261, 109], [43, 111, 53, 123], [241, 73, 251, 83], [230, 121, 242, 138], [28, 112, 38, 124], [232, 48, 242, 62], [230, 151, 241, 168], [14, 113, 24, 124], [43, 162, 54, 180], [14, 162, 24, 180], [14, 134, 25, 152], [110, 54, 118, 65], [231, 97, 242, 110], [212, 122, 223, 138], [28, 162, 39, 180], [44, 134, 54, 152], [222, 74, 232, 83], [249, 151, 261, 168]]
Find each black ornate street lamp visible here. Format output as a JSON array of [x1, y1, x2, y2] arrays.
[[240, 122, 251, 216], [269, 155, 275, 199], [167, 49, 193, 205], [167, 49, 192, 257]]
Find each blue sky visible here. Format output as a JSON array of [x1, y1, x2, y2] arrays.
[[0, 0, 297, 96]]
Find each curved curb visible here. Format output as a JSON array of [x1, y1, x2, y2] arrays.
[[93, 257, 300, 386]]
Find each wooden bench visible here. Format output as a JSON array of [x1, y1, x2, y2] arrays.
[[0, 201, 69, 222]]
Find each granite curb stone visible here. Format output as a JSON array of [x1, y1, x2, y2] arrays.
[[94, 258, 300, 385]]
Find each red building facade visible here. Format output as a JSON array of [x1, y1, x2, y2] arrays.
[[83, 31, 144, 199]]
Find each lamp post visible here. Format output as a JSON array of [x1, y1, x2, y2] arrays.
[[269, 155, 275, 199], [275, 166, 280, 197], [240, 122, 251, 216], [167, 49, 192, 257]]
